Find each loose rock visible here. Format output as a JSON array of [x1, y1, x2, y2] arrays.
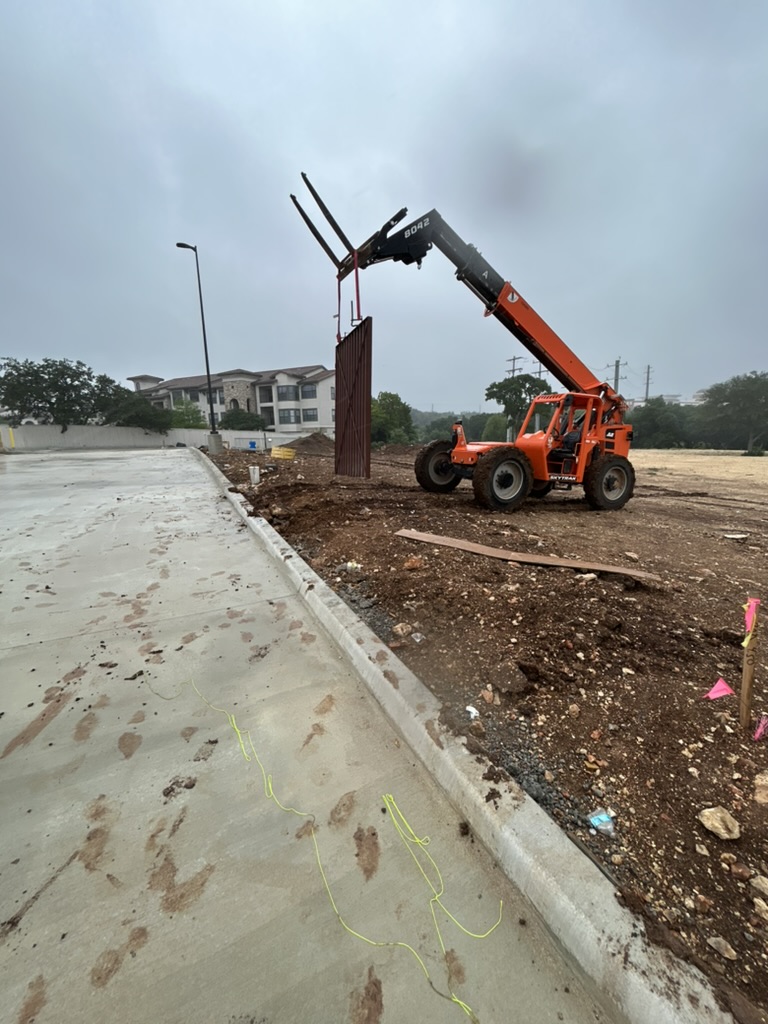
[[697, 806, 741, 840], [754, 771, 768, 806], [731, 863, 753, 881], [750, 875, 768, 898], [707, 936, 738, 960], [403, 555, 424, 571], [694, 894, 714, 915], [392, 622, 412, 638]]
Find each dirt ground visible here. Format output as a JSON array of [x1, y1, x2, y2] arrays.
[[209, 436, 768, 1023]]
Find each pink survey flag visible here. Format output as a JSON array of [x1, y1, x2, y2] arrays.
[[704, 678, 734, 700], [742, 597, 761, 647]]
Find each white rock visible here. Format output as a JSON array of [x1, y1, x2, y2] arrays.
[[753, 897, 768, 924], [695, 843, 710, 857], [392, 622, 412, 637], [624, 551, 639, 562], [707, 936, 738, 960], [751, 876, 768, 898], [754, 771, 768, 806], [697, 806, 741, 840]]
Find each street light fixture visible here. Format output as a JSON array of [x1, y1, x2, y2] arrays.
[[176, 242, 220, 448]]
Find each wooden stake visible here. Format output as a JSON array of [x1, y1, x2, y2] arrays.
[[740, 601, 760, 733]]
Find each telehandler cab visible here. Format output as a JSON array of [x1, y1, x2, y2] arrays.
[[291, 175, 634, 512]]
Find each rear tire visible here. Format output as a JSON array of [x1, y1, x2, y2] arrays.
[[414, 439, 462, 493], [583, 455, 635, 510], [472, 447, 532, 511]]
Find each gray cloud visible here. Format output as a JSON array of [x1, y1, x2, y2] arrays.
[[1, 0, 766, 412]]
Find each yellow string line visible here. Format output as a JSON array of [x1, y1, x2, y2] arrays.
[[145, 675, 501, 1021]]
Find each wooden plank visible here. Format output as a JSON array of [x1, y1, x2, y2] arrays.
[[395, 529, 662, 582]]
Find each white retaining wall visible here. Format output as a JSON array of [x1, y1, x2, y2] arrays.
[[0, 424, 333, 453]]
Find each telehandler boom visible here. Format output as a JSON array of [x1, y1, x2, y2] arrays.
[[291, 175, 635, 512]]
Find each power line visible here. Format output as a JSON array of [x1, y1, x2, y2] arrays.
[[506, 355, 525, 376]]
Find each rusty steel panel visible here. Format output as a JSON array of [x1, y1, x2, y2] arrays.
[[335, 317, 372, 478]]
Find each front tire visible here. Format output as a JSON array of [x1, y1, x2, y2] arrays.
[[415, 440, 462, 493], [472, 447, 533, 511], [583, 455, 635, 510]]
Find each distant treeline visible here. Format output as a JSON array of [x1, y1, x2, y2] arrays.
[[412, 372, 767, 452]]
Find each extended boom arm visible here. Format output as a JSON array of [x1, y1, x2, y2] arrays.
[[291, 176, 624, 409]]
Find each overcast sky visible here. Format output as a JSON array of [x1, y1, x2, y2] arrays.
[[2, 0, 766, 412]]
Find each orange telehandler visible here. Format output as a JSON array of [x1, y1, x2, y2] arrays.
[[291, 175, 634, 512]]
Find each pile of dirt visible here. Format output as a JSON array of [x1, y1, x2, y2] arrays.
[[281, 432, 335, 454], [208, 445, 768, 1022]]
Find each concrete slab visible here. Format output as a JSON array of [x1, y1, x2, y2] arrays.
[[197, 451, 737, 1024], [1, 450, 612, 1024]]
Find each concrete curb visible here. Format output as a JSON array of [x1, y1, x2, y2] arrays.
[[193, 449, 733, 1024]]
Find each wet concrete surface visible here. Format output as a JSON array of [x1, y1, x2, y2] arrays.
[[0, 450, 614, 1024]]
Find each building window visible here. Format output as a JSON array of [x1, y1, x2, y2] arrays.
[[217, 390, 225, 405], [262, 407, 275, 427], [301, 383, 317, 399], [171, 389, 183, 402], [302, 408, 318, 422], [330, 386, 336, 400], [278, 408, 301, 424], [331, 408, 335, 421], [246, 398, 252, 412], [277, 385, 300, 402], [230, 398, 240, 410], [188, 389, 199, 402], [259, 385, 273, 404]]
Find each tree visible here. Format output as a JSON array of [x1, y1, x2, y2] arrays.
[[420, 414, 456, 441], [218, 409, 266, 431], [171, 399, 207, 429], [485, 373, 551, 431], [0, 357, 124, 431], [481, 413, 508, 442], [410, 407, 455, 434], [101, 390, 173, 433], [629, 397, 693, 449], [696, 372, 768, 451], [460, 411, 493, 441], [370, 391, 417, 444]]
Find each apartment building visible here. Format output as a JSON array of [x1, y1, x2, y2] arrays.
[[128, 365, 336, 433]]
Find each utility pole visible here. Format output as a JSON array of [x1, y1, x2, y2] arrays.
[[533, 361, 546, 379], [613, 358, 627, 392], [506, 355, 525, 377], [644, 365, 652, 402]]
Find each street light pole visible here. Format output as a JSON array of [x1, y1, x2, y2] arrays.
[[176, 242, 219, 445]]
